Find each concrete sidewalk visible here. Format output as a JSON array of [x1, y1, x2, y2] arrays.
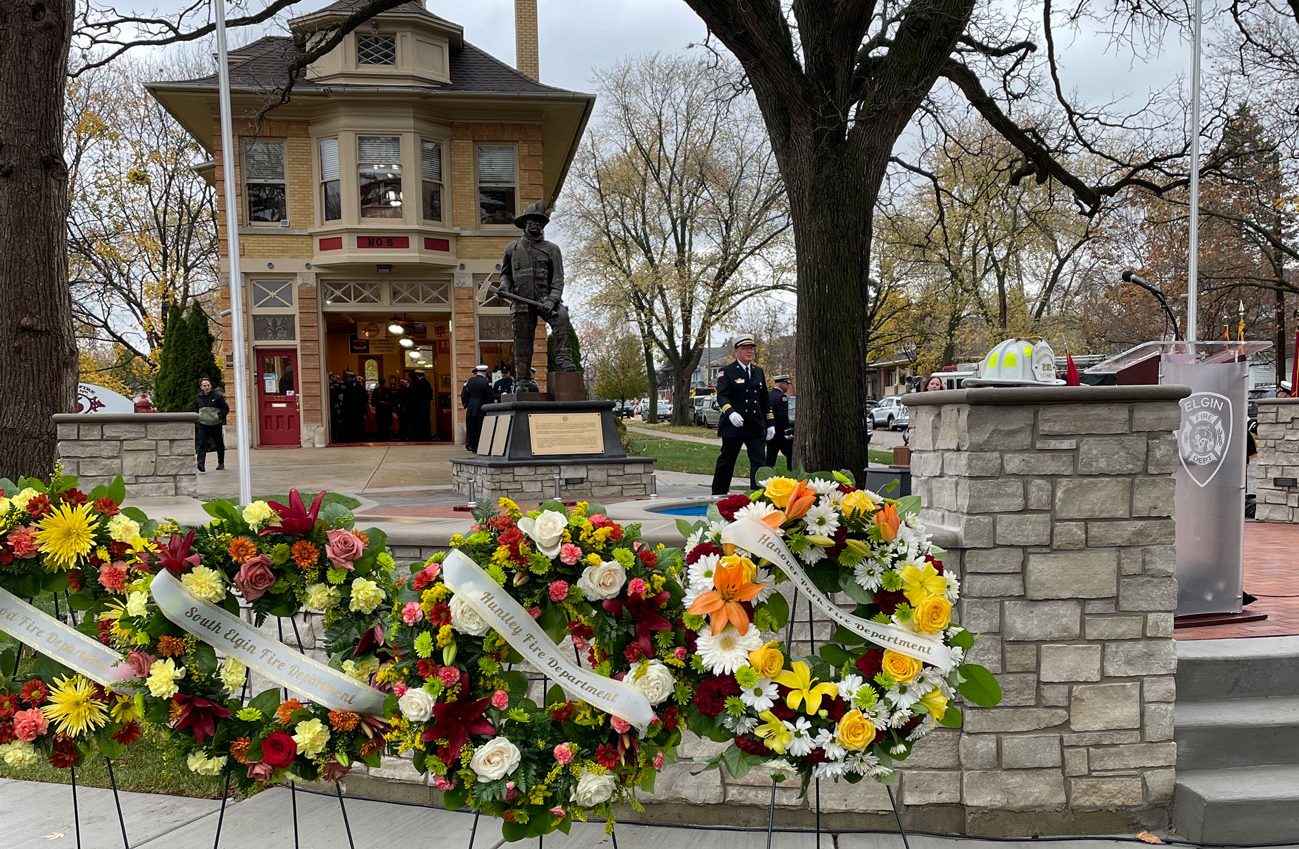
[[0, 779, 1251, 849]]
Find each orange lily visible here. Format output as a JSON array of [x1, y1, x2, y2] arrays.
[[874, 503, 900, 542], [687, 555, 764, 635], [761, 510, 786, 528], [782, 480, 817, 522]]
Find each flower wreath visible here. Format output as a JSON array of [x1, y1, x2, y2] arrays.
[[87, 490, 395, 788], [382, 498, 700, 841], [0, 473, 147, 771], [681, 472, 1000, 789]]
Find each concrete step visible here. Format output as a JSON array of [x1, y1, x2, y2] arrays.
[[1176, 635, 1299, 701], [1174, 764, 1299, 844], [1176, 695, 1299, 769]]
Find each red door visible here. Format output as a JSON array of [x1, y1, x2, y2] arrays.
[[256, 349, 301, 446]]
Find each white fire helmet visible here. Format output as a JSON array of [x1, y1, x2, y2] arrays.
[[965, 338, 1066, 387]]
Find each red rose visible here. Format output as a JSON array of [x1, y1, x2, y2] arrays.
[[873, 589, 906, 616], [234, 555, 276, 601], [715, 494, 751, 521], [261, 730, 298, 768]]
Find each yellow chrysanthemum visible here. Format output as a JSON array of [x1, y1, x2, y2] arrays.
[[41, 676, 109, 738], [36, 504, 100, 571]]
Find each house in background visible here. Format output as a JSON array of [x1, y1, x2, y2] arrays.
[[148, 0, 593, 447], [865, 351, 917, 398]]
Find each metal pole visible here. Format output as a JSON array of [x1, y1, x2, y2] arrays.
[[1186, 0, 1203, 342], [214, 0, 254, 504]]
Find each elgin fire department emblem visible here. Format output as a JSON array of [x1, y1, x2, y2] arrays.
[[1178, 391, 1232, 488]]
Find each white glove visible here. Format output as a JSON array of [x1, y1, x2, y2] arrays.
[[728, 411, 744, 428], [766, 426, 776, 441]]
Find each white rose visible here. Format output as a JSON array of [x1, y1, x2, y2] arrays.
[[449, 594, 491, 636], [576, 561, 627, 601], [469, 737, 521, 783], [398, 687, 437, 723], [632, 660, 676, 706], [572, 770, 616, 807], [517, 510, 568, 558]]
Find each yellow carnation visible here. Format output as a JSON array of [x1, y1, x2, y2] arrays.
[[761, 476, 798, 508], [146, 658, 186, 699], [107, 513, 141, 543], [180, 566, 225, 603], [913, 595, 952, 633], [241, 500, 276, 531], [293, 718, 331, 758], [11, 488, 39, 511], [304, 583, 341, 612], [835, 709, 876, 751], [882, 650, 923, 684], [349, 577, 385, 614]]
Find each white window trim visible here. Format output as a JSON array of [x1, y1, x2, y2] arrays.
[[420, 137, 447, 225], [243, 139, 287, 227]]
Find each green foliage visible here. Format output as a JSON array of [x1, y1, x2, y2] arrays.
[[153, 303, 222, 411], [591, 334, 646, 402], [546, 330, 584, 372]]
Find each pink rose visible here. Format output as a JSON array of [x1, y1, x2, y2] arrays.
[[401, 602, 424, 626], [611, 716, 630, 734], [674, 647, 688, 662], [438, 666, 461, 687], [234, 555, 276, 601], [246, 762, 275, 782], [325, 529, 365, 569], [13, 708, 48, 742], [553, 743, 574, 765], [122, 651, 157, 681], [491, 689, 509, 710], [548, 581, 569, 602], [550, 807, 566, 818], [529, 606, 542, 620], [433, 775, 453, 790], [559, 543, 582, 566]]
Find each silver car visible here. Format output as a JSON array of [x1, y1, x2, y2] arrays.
[[870, 396, 909, 430]]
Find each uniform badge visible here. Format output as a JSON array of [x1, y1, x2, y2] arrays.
[[735, 378, 745, 384]]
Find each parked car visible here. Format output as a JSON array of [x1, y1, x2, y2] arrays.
[[870, 396, 909, 430], [611, 400, 635, 418], [690, 395, 715, 426], [702, 397, 723, 429], [640, 400, 673, 421]]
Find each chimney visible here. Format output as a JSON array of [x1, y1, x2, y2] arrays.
[[514, 0, 539, 80]]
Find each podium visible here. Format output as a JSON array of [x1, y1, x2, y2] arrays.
[[1088, 341, 1270, 617]]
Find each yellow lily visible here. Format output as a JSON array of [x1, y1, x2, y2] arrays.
[[754, 710, 793, 754], [773, 661, 839, 715], [900, 561, 947, 606]]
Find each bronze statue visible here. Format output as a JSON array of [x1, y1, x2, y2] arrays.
[[495, 200, 577, 393]]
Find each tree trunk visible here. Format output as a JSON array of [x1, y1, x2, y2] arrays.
[[0, 0, 77, 480], [672, 367, 692, 426], [639, 336, 657, 424]]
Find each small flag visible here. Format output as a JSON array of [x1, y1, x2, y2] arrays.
[[1065, 353, 1081, 386]]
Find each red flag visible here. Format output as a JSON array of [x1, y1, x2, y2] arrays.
[[1291, 329, 1298, 395], [1065, 353, 1081, 386]]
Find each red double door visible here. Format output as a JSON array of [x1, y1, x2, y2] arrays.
[[256, 349, 301, 446]]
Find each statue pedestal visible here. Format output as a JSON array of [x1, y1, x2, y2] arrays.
[[451, 400, 655, 504]]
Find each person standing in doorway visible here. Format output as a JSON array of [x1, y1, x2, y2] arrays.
[[340, 371, 369, 443], [408, 370, 434, 441], [194, 376, 229, 472], [372, 377, 395, 441], [711, 335, 773, 494], [461, 364, 495, 452], [767, 375, 794, 470]]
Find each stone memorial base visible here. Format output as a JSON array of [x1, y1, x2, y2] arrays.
[[452, 399, 654, 503]]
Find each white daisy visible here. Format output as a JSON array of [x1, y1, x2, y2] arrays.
[[754, 567, 778, 602], [739, 679, 779, 712], [815, 728, 846, 763], [806, 478, 839, 496], [786, 717, 815, 757], [944, 574, 961, 601], [734, 501, 783, 528], [853, 559, 885, 592], [802, 502, 840, 536], [685, 554, 722, 606], [836, 674, 865, 705], [695, 626, 763, 675], [823, 488, 845, 505], [846, 750, 892, 779], [722, 712, 758, 735], [813, 759, 848, 780], [799, 545, 828, 566]]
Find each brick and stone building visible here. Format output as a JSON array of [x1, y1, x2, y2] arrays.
[[148, 0, 593, 448]]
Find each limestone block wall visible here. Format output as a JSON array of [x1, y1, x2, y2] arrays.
[[1254, 398, 1299, 523], [906, 385, 1188, 831], [54, 413, 199, 497], [450, 459, 654, 503]]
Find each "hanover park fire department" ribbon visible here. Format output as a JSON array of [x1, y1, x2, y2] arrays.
[[0, 587, 128, 686]]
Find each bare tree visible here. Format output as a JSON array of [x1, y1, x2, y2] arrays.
[[567, 54, 792, 425]]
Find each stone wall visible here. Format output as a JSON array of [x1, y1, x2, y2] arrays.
[[450, 458, 654, 503], [1254, 398, 1299, 523], [905, 384, 1187, 832], [54, 413, 199, 497]]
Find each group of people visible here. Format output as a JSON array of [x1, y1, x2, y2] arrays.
[[461, 363, 539, 452], [329, 370, 436, 444]]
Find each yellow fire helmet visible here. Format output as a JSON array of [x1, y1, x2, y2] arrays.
[[965, 338, 1066, 387]]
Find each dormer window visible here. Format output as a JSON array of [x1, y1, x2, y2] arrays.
[[357, 34, 396, 65]]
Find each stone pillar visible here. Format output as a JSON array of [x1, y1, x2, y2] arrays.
[[906, 385, 1187, 832], [54, 413, 199, 497], [1254, 398, 1299, 522]]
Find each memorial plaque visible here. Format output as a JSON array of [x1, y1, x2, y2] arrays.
[[529, 412, 604, 456], [476, 416, 497, 457], [490, 413, 512, 456]]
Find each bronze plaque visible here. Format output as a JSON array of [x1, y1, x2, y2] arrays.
[[528, 412, 604, 456], [489, 413, 512, 456]]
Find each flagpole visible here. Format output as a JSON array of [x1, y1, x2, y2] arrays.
[[1186, 0, 1203, 343], [214, 0, 254, 504]]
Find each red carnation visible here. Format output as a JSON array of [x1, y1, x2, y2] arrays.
[[660, 705, 680, 731], [609, 525, 624, 541], [873, 589, 906, 616], [826, 524, 849, 557], [261, 730, 298, 769], [637, 548, 657, 568], [551, 702, 575, 722], [498, 526, 523, 547], [925, 554, 945, 575], [734, 735, 768, 756], [112, 721, 142, 746], [855, 649, 884, 679], [61, 489, 87, 507], [48, 734, 80, 769], [715, 494, 751, 522], [695, 675, 740, 717], [686, 542, 724, 565], [93, 497, 120, 517]]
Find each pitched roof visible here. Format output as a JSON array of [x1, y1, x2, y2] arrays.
[[159, 34, 575, 96], [304, 0, 456, 27]]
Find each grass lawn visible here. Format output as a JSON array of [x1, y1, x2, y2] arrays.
[[629, 421, 717, 438], [628, 434, 895, 476], [255, 492, 361, 511]]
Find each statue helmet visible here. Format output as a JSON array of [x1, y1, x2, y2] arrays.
[[514, 199, 551, 229]]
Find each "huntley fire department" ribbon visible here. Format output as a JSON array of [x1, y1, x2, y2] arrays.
[[150, 571, 387, 716], [0, 587, 127, 686], [441, 550, 655, 730], [722, 518, 955, 672]]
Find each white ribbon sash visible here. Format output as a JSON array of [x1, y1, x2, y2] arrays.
[[150, 571, 386, 716], [441, 550, 655, 730], [0, 587, 127, 686], [722, 519, 954, 672]]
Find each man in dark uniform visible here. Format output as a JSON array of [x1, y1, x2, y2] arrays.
[[461, 364, 496, 452], [340, 371, 369, 443], [498, 200, 576, 392], [493, 365, 516, 400], [767, 375, 794, 470], [408, 370, 434, 441], [194, 376, 229, 472], [711, 335, 774, 494]]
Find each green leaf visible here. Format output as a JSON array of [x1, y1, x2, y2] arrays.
[[832, 469, 856, 487], [760, 592, 789, 632], [501, 670, 529, 698], [957, 663, 1003, 707], [107, 476, 127, 505], [539, 499, 566, 514], [501, 819, 530, 842], [755, 466, 779, 485], [675, 518, 696, 540], [720, 744, 767, 780], [320, 501, 354, 528], [442, 785, 467, 811], [248, 688, 281, 719], [121, 506, 150, 524], [939, 704, 964, 728], [538, 603, 568, 643], [839, 575, 875, 606], [894, 495, 922, 518], [818, 644, 851, 668], [949, 628, 975, 650]]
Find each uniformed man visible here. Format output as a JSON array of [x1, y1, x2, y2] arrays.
[[498, 200, 576, 392], [710, 335, 774, 494], [767, 375, 793, 469], [461, 364, 496, 452], [492, 364, 516, 400]]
